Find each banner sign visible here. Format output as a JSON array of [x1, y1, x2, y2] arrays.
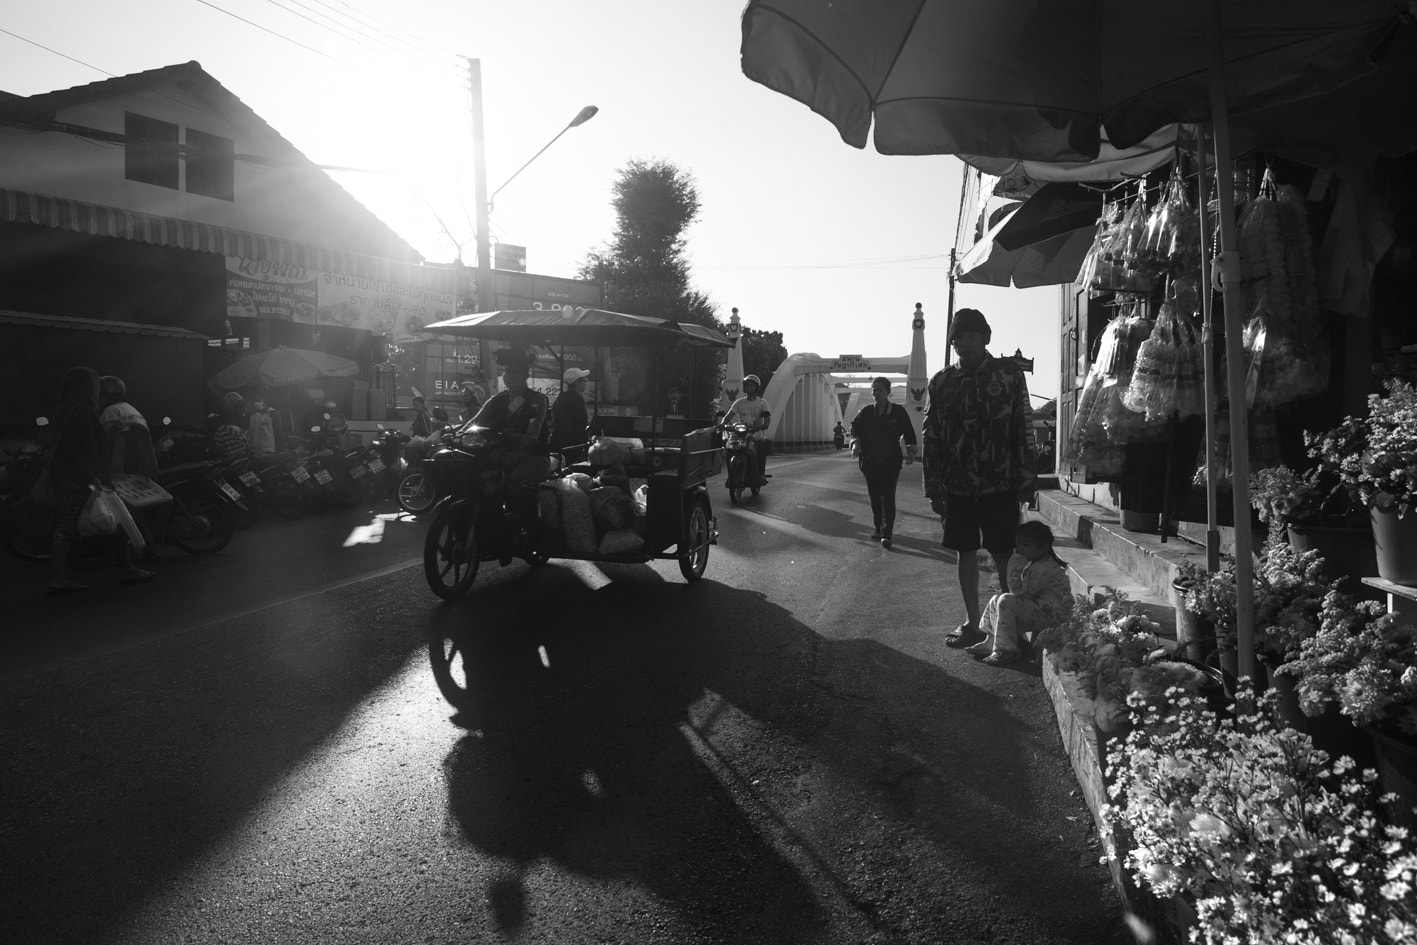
[[831, 355, 872, 371], [225, 257, 455, 342]]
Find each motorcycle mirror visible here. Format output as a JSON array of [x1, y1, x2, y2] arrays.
[[163, 417, 172, 426], [376, 423, 385, 430], [35, 416, 49, 426], [310, 425, 321, 433], [323, 412, 331, 420]]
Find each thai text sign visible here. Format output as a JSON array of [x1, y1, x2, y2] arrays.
[[832, 355, 872, 371], [225, 257, 456, 342]]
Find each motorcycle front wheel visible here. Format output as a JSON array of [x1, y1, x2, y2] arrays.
[[398, 471, 436, 514], [424, 504, 479, 599]]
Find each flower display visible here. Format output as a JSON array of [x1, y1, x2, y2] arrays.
[[1280, 591, 1417, 736], [1107, 690, 1417, 945], [1248, 463, 1361, 528], [1309, 378, 1417, 516], [1175, 532, 1332, 662], [1038, 590, 1213, 731]]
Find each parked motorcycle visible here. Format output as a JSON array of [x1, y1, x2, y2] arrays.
[[397, 424, 453, 515], [368, 425, 409, 499], [3, 457, 238, 562]]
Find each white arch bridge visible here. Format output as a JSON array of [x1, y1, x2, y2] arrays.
[[759, 353, 929, 449]]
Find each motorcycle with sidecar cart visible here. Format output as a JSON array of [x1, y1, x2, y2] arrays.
[[416, 308, 732, 600]]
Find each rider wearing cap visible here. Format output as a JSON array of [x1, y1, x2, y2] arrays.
[[722, 374, 771, 485]]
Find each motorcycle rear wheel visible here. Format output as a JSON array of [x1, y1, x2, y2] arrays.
[[170, 496, 235, 554], [678, 499, 711, 581], [2, 499, 55, 562], [424, 504, 479, 599]]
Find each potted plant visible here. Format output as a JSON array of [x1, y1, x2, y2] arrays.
[[1039, 590, 1222, 734], [1174, 559, 1237, 673], [1280, 590, 1417, 824], [1310, 378, 1417, 584], [1106, 689, 1417, 945], [1250, 463, 1374, 592], [1175, 533, 1332, 682]]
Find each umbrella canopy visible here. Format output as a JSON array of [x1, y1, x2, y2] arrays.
[[208, 347, 360, 391], [740, 0, 1410, 162], [423, 308, 734, 349], [992, 183, 1104, 251], [955, 204, 1096, 289]]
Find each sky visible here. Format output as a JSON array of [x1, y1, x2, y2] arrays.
[[2, 0, 1062, 400]]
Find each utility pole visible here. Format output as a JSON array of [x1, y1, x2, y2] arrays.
[[467, 57, 492, 386]]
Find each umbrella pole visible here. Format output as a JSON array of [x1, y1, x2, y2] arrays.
[[1195, 128, 1221, 574], [1207, 0, 1257, 684]]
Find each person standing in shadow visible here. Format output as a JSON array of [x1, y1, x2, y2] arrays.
[[45, 367, 154, 595], [850, 376, 917, 548], [921, 308, 1035, 649]]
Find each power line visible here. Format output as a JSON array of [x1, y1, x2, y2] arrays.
[[0, 27, 115, 78], [306, 0, 463, 70], [329, 0, 463, 62], [257, 0, 466, 83]]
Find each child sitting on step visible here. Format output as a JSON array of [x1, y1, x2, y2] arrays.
[[970, 520, 1072, 666]]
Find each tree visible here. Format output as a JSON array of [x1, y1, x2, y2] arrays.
[[580, 160, 722, 418], [741, 328, 788, 392]]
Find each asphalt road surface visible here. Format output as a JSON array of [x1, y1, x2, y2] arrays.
[[1, 451, 1128, 945]]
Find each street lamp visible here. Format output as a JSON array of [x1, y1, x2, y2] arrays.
[[488, 105, 599, 213]]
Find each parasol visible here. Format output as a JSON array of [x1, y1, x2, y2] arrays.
[[423, 308, 734, 348], [208, 347, 360, 391], [954, 203, 1096, 289], [741, 0, 1417, 682]]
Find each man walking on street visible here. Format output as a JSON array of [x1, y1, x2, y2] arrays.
[[922, 308, 1036, 649]]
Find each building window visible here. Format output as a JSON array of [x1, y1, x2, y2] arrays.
[[124, 112, 179, 190], [185, 128, 234, 201]]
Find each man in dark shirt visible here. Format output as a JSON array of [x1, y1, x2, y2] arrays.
[[922, 308, 1036, 649], [548, 367, 591, 457]]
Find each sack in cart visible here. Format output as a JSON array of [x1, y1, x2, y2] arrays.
[[111, 474, 173, 509]]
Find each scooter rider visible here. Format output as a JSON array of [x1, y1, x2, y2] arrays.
[[722, 374, 771, 486], [833, 421, 847, 449]]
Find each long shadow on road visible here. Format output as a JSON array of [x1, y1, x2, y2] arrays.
[[427, 563, 1123, 945], [0, 565, 429, 944]]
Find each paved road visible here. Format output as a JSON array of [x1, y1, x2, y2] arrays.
[[1, 452, 1126, 944]]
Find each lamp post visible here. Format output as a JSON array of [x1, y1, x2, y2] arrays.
[[466, 56, 597, 383]]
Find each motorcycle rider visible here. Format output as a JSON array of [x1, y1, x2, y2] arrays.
[[833, 421, 847, 449], [722, 374, 771, 487]]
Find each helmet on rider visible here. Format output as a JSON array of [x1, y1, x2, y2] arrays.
[[742, 374, 761, 393]]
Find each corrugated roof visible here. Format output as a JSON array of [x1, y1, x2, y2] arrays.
[[0, 310, 209, 339]]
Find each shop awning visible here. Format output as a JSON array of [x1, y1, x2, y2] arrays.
[[0, 187, 459, 294], [0, 309, 209, 339]]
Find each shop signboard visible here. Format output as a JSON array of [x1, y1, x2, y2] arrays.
[[225, 257, 456, 343], [832, 354, 872, 372]]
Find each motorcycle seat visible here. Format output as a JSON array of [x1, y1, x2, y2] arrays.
[[155, 461, 213, 485]]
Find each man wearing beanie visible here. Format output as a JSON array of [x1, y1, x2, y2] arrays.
[[922, 308, 1036, 650]]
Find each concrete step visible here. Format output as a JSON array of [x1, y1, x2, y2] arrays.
[[1032, 490, 1219, 639]]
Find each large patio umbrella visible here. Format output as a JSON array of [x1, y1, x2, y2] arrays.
[[955, 203, 1096, 289], [209, 347, 360, 391], [741, 0, 1417, 682]]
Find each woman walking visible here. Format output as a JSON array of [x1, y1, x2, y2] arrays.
[[850, 376, 917, 548], [45, 366, 153, 594]]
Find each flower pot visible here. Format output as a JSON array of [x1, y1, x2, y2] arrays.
[[1366, 725, 1417, 829], [1270, 671, 1372, 768], [1171, 581, 1215, 664], [1215, 645, 1239, 681], [1286, 521, 1378, 594], [1372, 506, 1417, 585]]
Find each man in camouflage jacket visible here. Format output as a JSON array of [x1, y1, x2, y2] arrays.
[[922, 308, 1036, 649]]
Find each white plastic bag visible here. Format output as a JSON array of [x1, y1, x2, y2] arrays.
[[79, 485, 146, 550]]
